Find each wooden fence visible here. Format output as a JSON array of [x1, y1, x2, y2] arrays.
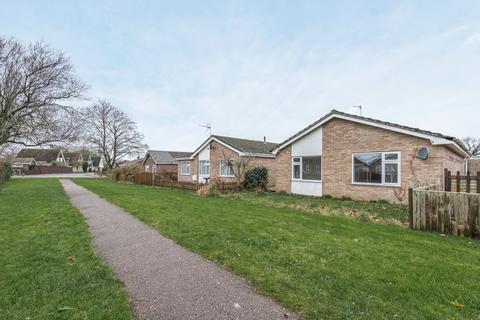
[[24, 165, 73, 175], [444, 169, 480, 193], [118, 172, 238, 193], [409, 188, 480, 238]]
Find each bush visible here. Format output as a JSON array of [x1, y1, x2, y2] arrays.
[[244, 166, 268, 191], [82, 161, 88, 172], [0, 161, 13, 189], [110, 165, 139, 181]]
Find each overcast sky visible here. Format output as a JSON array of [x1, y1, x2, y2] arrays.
[[1, 1, 479, 150]]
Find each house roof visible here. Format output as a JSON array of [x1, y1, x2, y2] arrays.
[[11, 158, 36, 165], [273, 109, 470, 156], [144, 150, 192, 165], [189, 135, 278, 159], [16, 148, 61, 162]]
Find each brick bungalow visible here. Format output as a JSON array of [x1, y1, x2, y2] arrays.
[[177, 135, 277, 185], [143, 150, 191, 179], [272, 110, 470, 203]]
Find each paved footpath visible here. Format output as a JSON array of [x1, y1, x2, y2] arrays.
[[60, 180, 297, 320]]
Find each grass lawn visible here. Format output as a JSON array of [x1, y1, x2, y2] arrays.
[[0, 179, 133, 320], [221, 191, 408, 224], [74, 179, 480, 320]]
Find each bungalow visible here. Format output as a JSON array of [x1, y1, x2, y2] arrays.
[[11, 158, 37, 174], [272, 110, 469, 203], [177, 135, 278, 185], [16, 148, 67, 166], [143, 150, 191, 179]]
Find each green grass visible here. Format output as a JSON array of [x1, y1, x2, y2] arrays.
[[0, 179, 133, 320], [75, 179, 480, 320], [221, 191, 408, 224]]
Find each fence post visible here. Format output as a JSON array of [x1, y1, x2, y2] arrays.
[[477, 172, 480, 194], [408, 188, 413, 228], [466, 171, 471, 193], [444, 169, 451, 192], [456, 171, 461, 192]]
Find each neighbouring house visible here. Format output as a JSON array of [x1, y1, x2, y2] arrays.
[[16, 148, 67, 166], [64, 150, 90, 172], [11, 158, 37, 174], [88, 155, 104, 172], [177, 135, 278, 185], [143, 150, 191, 179], [467, 156, 480, 173], [272, 110, 469, 203], [118, 158, 144, 169]]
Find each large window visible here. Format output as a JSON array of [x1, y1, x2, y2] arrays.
[[199, 160, 210, 175], [292, 156, 322, 181], [181, 161, 190, 175], [353, 152, 400, 186], [219, 160, 234, 177]]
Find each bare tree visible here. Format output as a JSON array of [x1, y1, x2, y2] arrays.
[[218, 150, 252, 188], [0, 38, 87, 147], [462, 137, 480, 156], [82, 99, 147, 169]]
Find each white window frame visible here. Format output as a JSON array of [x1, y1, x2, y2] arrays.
[[291, 156, 322, 182], [219, 160, 234, 177], [181, 161, 190, 175], [351, 151, 401, 187], [199, 160, 210, 175], [145, 165, 150, 173]]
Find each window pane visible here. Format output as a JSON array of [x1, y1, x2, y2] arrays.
[[293, 164, 301, 179], [293, 157, 301, 163], [200, 160, 209, 175], [385, 153, 398, 160], [220, 160, 232, 176], [385, 163, 398, 183], [353, 153, 382, 183], [302, 156, 322, 180]]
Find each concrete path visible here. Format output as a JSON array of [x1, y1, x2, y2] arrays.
[[60, 180, 296, 320]]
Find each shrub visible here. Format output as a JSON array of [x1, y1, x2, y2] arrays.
[[244, 166, 268, 191], [3, 162, 13, 180], [82, 161, 88, 172], [110, 165, 139, 181]]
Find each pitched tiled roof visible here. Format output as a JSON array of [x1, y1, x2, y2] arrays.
[[11, 158, 36, 165], [275, 109, 470, 155], [212, 135, 278, 155], [16, 148, 61, 162], [146, 150, 192, 164]]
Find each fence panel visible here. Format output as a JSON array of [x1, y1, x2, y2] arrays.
[[24, 166, 73, 175], [410, 188, 480, 238], [444, 169, 480, 193]]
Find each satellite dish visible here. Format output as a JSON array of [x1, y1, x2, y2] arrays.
[[417, 147, 429, 160]]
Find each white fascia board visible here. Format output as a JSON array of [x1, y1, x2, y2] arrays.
[[189, 137, 243, 159], [273, 113, 465, 156], [240, 152, 276, 158]]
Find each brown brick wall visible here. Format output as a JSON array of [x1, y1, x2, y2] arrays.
[[143, 155, 155, 172], [273, 145, 292, 192], [468, 159, 480, 174], [322, 118, 465, 203]]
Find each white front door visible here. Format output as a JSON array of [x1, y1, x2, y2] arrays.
[[198, 145, 210, 183]]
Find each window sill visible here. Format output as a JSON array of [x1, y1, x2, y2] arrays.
[[219, 175, 235, 178], [180, 173, 190, 176], [292, 179, 322, 183], [351, 182, 401, 187]]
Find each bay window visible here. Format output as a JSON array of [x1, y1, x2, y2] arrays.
[[352, 152, 400, 186], [292, 156, 322, 181]]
